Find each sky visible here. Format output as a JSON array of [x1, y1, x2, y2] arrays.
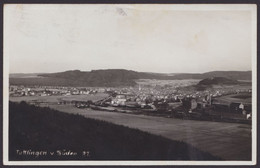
[[4, 4, 256, 74]]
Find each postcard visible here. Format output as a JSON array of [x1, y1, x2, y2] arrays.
[[3, 4, 257, 166]]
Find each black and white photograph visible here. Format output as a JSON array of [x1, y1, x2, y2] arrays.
[[3, 3, 257, 166]]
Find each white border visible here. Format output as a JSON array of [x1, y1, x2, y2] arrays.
[[3, 3, 10, 165], [251, 3, 257, 165], [3, 4, 257, 166]]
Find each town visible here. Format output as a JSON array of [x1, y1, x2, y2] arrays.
[[9, 82, 252, 123]]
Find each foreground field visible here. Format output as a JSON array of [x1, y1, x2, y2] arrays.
[[9, 101, 219, 161], [48, 104, 252, 161], [9, 95, 252, 160]]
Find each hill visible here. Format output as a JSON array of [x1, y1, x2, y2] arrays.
[[181, 77, 250, 91], [172, 71, 251, 80], [198, 77, 240, 85], [40, 69, 138, 86], [9, 69, 251, 87], [9, 69, 178, 87], [9, 101, 220, 160]]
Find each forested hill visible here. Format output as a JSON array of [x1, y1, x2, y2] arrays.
[[171, 71, 251, 80], [38, 70, 252, 80], [9, 69, 251, 87], [38, 69, 170, 87]]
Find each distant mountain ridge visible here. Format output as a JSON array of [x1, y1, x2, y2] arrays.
[[9, 69, 251, 87]]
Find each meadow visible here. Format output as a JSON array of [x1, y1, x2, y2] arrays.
[[9, 93, 108, 104], [9, 101, 220, 161]]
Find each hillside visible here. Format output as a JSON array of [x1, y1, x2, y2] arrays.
[[9, 69, 176, 87], [198, 77, 240, 85], [40, 69, 138, 86], [181, 77, 250, 91], [9, 101, 220, 160], [9, 69, 252, 87], [172, 71, 251, 80]]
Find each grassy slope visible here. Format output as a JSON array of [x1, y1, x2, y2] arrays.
[[9, 101, 221, 161]]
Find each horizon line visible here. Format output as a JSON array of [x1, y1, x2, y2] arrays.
[[9, 69, 252, 75]]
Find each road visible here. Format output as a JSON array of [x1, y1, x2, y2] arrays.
[[48, 104, 252, 161]]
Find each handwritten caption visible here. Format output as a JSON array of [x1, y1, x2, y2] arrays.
[[16, 149, 90, 158]]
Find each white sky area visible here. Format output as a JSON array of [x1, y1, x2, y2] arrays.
[[4, 4, 255, 74]]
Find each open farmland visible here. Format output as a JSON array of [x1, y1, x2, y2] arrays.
[[40, 104, 251, 161], [135, 79, 200, 87], [211, 83, 251, 90], [9, 91, 252, 160], [9, 93, 109, 104], [10, 102, 219, 160], [59, 93, 108, 102], [214, 93, 252, 104]]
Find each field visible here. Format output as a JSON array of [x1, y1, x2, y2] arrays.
[[232, 94, 251, 99], [59, 93, 108, 102], [9, 101, 219, 161], [9, 92, 252, 160], [214, 93, 252, 104], [9, 93, 109, 104], [45, 104, 251, 160], [135, 79, 200, 87], [211, 84, 251, 90]]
